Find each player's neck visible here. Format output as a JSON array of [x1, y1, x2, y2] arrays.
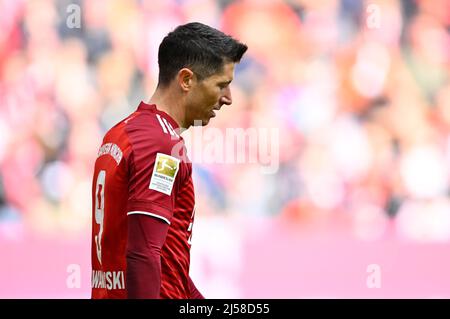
[[148, 88, 186, 129]]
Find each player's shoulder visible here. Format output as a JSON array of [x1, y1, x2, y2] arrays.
[[124, 102, 184, 155]]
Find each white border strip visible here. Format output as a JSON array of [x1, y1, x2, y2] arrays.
[[127, 211, 170, 225]]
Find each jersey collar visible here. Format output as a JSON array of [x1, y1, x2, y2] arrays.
[[137, 101, 180, 130]]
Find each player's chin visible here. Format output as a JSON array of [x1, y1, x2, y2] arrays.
[[201, 118, 211, 126], [201, 111, 216, 126]]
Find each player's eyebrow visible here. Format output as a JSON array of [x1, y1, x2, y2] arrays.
[[219, 79, 232, 85]]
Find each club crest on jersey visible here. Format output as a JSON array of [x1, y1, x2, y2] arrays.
[[149, 153, 180, 195]]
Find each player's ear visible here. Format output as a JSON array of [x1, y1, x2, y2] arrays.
[[177, 68, 195, 92]]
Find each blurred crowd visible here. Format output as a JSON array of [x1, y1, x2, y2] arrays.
[[1, 0, 450, 243]]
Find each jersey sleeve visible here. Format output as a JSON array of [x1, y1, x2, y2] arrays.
[[125, 124, 186, 224], [126, 214, 169, 298]]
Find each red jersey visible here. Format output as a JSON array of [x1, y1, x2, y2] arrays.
[[91, 102, 196, 299]]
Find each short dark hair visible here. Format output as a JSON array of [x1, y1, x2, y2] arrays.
[[157, 22, 248, 87]]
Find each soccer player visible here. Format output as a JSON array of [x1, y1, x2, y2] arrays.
[[90, 22, 247, 299]]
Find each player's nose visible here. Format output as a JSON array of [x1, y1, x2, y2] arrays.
[[220, 86, 232, 106]]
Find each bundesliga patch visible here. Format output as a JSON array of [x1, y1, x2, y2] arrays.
[[149, 153, 180, 195]]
